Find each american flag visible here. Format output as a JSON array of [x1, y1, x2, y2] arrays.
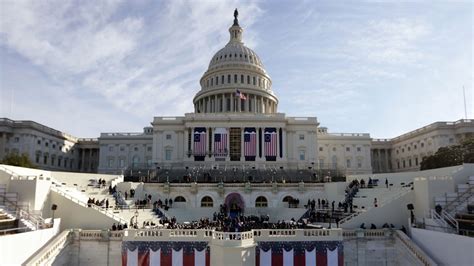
[[264, 128, 277, 157], [244, 128, 257, 157], [193, 128, 207, 156], [235, 89, 247, 100], [213, 128, 227, 157]]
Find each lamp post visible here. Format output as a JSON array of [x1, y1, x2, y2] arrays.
[[51, 204, 58, 226]]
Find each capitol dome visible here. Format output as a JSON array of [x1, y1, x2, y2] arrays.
[[193, 9, 278, 114]]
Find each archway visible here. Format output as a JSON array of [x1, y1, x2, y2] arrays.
[[224, 192, 245, 218]]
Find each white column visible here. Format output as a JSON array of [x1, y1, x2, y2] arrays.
[[282, 129, 287, 161], [253, 95, 257, 113], [230, 93, 234, 112], [256, 127, 261, 160]]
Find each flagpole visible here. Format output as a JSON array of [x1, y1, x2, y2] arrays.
[[463, 85, 467, 119]]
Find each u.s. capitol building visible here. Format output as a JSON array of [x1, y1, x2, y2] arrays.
[[0, 12, 472, 178]]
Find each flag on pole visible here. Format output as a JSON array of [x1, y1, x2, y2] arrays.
[[235, 89, 247, 100]]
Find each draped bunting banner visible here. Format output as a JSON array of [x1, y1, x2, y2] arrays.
[[213, 128, 227, 157], [256, 241, 343, 266], [122, 241, 209, 266], [193, 128, 207, 156]]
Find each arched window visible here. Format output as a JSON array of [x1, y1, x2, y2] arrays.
[[201, 196, 213, 207], [282, 196, 293, 202], [174, 196, 186, 202], [132, 156, 139, 167], [255, 196, 268, 207], [332, 155, 337, 168]]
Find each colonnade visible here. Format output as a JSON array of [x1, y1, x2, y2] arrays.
[[194, 93, 277, 114]]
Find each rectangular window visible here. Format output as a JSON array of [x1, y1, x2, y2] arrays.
[[166, 134, 172, 140], [346, 159, 351, 168], [409, 159, 412, 167], [119, 159, 124, 168], [253, 77, 256, 85], [319, 147, 323, 151], [234, 75, 237, 83], [165, 149, 172, 161], [147, 146, 152, 152], [120, 146, 125, 151], [227, 75, 231, 83], [346, 147, 350, 152], [299, 150, 305, 161], [108, 159, 114, 168], [299, 134, 304, 140], [403, 160, 406, 168], [108, 146, 113, 152], [415, 157, 418, 166], [241, 75, 244, 83], [58, 158, 62, 167], [247, 76, 250, 84], [357, 147, 361, 152], [221, 75, 224, 84], [357, 159, 362, 168]]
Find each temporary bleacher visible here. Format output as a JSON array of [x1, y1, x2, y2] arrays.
[[432, 176, 474, 236]]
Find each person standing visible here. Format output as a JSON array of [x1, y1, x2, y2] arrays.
[[385, 178, 389, 189], [106, 199, 109, 209], [374, 198, 378, 207]]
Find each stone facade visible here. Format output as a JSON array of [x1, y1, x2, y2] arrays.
[[317, 127, 372, 175], [0, 118, 98, 173], [371, 119, 474, 173], [97, 128, 153, 175]]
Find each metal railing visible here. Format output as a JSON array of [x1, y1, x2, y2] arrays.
[[443, 186, 473, 215], [50, 186, 127, 224], [429, 209, 458, 234]]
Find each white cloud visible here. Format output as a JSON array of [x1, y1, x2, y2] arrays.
[[347, 18, 431, 64], [0, 0, 264, 121]]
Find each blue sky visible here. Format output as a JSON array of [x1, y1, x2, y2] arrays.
[[0, 0, 472, 138]]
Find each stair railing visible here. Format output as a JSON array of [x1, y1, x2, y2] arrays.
[[444, 186, 473, 215]]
